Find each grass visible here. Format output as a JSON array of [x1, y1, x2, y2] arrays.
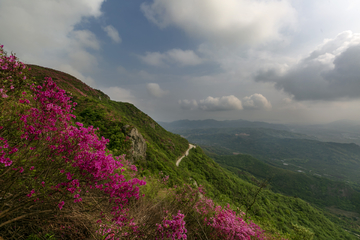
[[3, 64, 356, 239]]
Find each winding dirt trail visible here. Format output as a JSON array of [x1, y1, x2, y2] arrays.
[[176, 144, 196, 166]]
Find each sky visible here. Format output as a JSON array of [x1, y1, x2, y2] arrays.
[[1, 0, 360, 124]]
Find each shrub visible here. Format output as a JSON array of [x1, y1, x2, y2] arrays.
[[0, 45, 145, 239], [0, 45, 275, 239]]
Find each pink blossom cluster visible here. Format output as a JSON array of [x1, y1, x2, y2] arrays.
[[0, 136, 17, 167], [1, 45, 269, 239], [0, 51, 26, 71], [194, 197, 215, 215], [156, 211, 187, 240], [19, 77, 76, 141], [193, 195, 266, 240], [25, 78, 145, 217], [168, 184, 266, 239], [0, 45, 27, 98], [206, 205, 265, 240], [0, 44, 146, 233]]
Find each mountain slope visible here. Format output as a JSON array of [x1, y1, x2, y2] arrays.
[[173, 127, 360, 185], [27, 65, 190, 185], [23, 65, 359, 239], [212, 154, 360, 215], [178, 147, 358, 239]]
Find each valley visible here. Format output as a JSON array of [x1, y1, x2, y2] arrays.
[[3, 1, 360, 239], [163, 125, 360, 186], [160, 119, 360, 238], [1, 55, 359, 239], [25, 65, 360, 239]]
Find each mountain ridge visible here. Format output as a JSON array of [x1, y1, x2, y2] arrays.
[[32, 65, 360, 238], [159, 119, 291, 131], [2, 61, 358, 239]]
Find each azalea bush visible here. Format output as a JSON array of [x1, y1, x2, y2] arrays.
[[190, 193, 269, 239], [121, 173, 271, 240], [156, 210, 187, 240], [0, 45, 275, 239], [0, 45, 145, 239]]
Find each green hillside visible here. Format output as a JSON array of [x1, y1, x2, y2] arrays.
[[1, 61, 359, 239], [179, 148, 359, 239], [173, 127, 360, 186], [27, 65, 190, 186], [211, 153, 360, 231], [30, 65, 358, 239]]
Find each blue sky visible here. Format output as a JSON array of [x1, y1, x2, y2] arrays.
[[2, 0, 360, 124]]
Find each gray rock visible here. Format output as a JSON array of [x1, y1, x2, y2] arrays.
[[123, 125, 147, 162]]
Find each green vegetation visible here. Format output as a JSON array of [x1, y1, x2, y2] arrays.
[[174, 127, 360, 186], [178, 147, 356, 239], [212, 154, 360, 214], [27, 65, 190, 186], [3, 63, 357, 239], [211, 153, 360, 235]]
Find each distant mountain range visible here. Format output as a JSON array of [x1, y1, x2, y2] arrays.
[[3, 39, 360, 237], [160, 119, 360, 186], [160, 119, 360, 145], [289, 120, 360, 145], [158, 119, 290, 131], [8, 65, 359, 239]]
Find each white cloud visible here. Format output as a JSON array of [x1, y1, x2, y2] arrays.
[[180, 95, 243, 111], [256, 31, 360, 101], [0, 0, 105, 87], [103, 25, 122, 43], [71, 30, 100, 50], [242, 94, 272, 110], [139, 52, 165, 67], [139, 49, 203, 67], [100, 86, 136, 103], [146, 83, 169, 98], [178, 99, 198, 110], [166, 49, 203, 66], [141, 0, 296, 46], [199, 95, 243, 111]]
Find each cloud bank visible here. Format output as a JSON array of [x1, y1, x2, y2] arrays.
[[178, 99, 198, 110], [179, 94, 272, 111], [141, 0, 296, 45], [146, 83, 169, 98], [256, 31, 360, 101], [139, 49, 203, 67], [242, 94, 272, 110], [198, 95, 243, 111], [0, 0, 105, 86], [179, 95, 242, 111]]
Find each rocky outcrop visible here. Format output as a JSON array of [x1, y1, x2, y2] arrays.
[[123, 125, 147, 162]]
